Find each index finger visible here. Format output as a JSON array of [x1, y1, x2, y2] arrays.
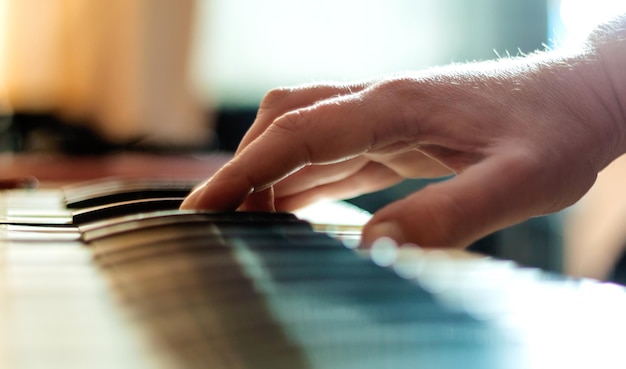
[[181, 89, 400, 211], [236, 83, 370, 155]]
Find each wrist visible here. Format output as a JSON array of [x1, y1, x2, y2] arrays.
[[581, 15, 626, 163]]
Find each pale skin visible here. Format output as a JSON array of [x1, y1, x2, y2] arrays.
[[182, 15, 626, 249]]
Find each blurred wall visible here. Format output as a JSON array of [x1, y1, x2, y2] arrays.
[[192, 0, 547, 108]]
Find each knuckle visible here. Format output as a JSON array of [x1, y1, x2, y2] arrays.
[[270, 110, 315, 164], [260, 87, 293, 109], [365, 77, 426, 139], [371, 76, 420, 99], [272, 109, 307, 133]]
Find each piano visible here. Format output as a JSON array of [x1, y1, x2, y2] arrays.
[[1, 153, 626, 369]]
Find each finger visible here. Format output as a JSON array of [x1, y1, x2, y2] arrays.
[[236, 83, 369, 154], [274, 162, 403, 211], [272, 156, 369, 198], [238, 157, 367, 212], [239, 187, 275, 212], [235, 146, 452, 212], [274, 149, 450, 200], [181, 90, 405, 211], [184, 84, 370, 212], [366, 150, 453, 178], [361, 153, 582, 248]]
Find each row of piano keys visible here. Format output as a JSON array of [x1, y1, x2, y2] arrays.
[[1, 178, 626, 369]]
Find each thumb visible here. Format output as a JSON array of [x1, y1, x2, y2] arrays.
[[360, 155, 574, 248]]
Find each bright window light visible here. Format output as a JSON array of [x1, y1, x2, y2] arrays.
[[558, 0, 626, 47]]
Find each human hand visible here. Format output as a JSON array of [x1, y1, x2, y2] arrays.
[[182, 49, 625, 248]]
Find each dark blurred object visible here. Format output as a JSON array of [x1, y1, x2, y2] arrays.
[[0, 107, 251, 155], [0, 176, 38, 189], [2, 113, 218, 155], [214, 108, 259, 152], [7, 113, 126, 154], [609, 252, 626, 285]]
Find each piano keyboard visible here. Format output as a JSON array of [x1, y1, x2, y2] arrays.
[[2, 178, 626, 369]]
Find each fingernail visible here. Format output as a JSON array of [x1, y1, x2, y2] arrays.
[[362, 221, 405, 247]]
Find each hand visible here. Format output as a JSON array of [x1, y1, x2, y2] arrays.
[[182, 46, 625, 248]]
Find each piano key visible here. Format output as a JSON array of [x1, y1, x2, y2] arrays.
[[71, 197, 184, 225], [0, 224, 82, 242], [0, 198, 185, 226], [87, 222, 322, 257], [62, 178, 195, 208], [79, 210, 299, 238], [0, 188, 65, 212], [0, 213, 73, 226], [94, 240, 365, 267]]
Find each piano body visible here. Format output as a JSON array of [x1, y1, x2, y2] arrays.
[[1, 153, 626, 369]]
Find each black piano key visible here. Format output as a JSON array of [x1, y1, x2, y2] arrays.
[[79, 210, 301, 241], [0, 197, 185, 227], [0, 194, 187, 227], [62, 178, 196, 209], [71, 197, 184, 225]]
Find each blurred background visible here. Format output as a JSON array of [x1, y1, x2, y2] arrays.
[[0, 0, 626, 280]]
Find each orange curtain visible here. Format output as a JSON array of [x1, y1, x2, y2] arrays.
[[0, 0, 211, 148]]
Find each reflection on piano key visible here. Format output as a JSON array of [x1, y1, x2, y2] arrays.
[[0, 224, 81, 242], [295, 200, 370, 245], [370, 237, 399, 267]]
